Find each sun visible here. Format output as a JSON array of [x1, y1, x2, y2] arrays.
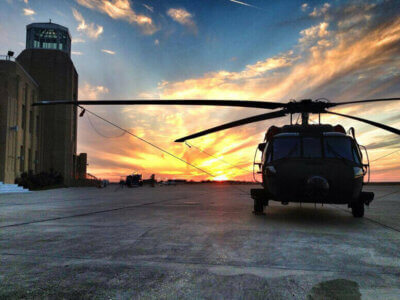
[[214, 175, 228, 181]]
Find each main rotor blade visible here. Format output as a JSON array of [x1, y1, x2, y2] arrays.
[[328, 97, 400, 108], [175, 110, 287, 142], [34, 99, 286, 109], [325, 111, 400, 136]]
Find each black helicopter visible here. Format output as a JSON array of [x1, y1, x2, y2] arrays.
[[35, 98, 400, 218]]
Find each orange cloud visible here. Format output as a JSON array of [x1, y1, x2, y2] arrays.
[[23, 8, 35, 16], [167, 8, 197, 34], [72, 8, 103, 39], [76, 0, 157, 34], [79, 82, 109, 99], [78, 3, 400, 182]]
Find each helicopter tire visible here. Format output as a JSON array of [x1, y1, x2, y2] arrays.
[[253, 198, 265, 215], [351, 201, 364, 218]]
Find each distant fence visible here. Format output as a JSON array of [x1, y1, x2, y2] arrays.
[[74, 173, 101, 187]]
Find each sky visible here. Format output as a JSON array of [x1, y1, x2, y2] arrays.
[[1, 0, 400, 182]]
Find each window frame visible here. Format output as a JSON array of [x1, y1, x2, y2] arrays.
[[269, 134, 358, 163]]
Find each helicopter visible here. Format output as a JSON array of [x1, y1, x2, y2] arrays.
[[35, 97, 400, 218]]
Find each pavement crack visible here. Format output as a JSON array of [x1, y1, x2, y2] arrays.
[[0, 193, 213, 230], [329, 204, 400, 234]]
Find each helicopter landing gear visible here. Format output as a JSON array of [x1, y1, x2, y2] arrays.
[[253, 197, 265, 215], [251, 188, 268, 215], [351, 201, 364, 218]]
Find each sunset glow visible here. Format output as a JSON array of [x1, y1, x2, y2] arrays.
[[214, 175, 229, 181], [2, 0, 399, 182]]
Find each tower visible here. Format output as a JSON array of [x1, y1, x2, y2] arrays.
[[17, 22, 78, 185], [26, 22, 71, 56]]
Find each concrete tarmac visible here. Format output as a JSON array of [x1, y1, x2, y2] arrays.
[[0, 184, 399, 299]]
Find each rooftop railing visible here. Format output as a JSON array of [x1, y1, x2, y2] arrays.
[[0, 54, 39, 87], [0, 55, 16, 61]]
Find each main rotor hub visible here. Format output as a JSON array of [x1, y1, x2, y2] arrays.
[[285, 99, 331, 114]]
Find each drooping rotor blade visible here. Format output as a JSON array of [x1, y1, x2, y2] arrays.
[[325, 111, 400, 136], [175, 110, 287, 142], [328, 97, 400, 108], [33, 99, 286, 109]]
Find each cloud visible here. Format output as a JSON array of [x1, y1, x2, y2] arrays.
[[365, 135, 400, 150], [301, 3, 308, 12], [79, 0, 400, 182], [23, 8, 35, 15], [149, 6, 400, 180], [75, 0, 157, 35], [79, 82, 109, 99], [167, 8, 197, 33], [158, 6, 400, 103], [299, 22, 330, 45], [72, 8, 104, 39], [72, 51, 84, 55], [309, 3, 330, 17], [101, 49, 116, 55], [72, 37, 86, 43], [157, 51, 297, 99]]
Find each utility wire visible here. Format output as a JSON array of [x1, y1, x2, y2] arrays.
[[375, 188, 400, 200], [79, 106, 215, 177], [87, 113, 125, 138], [185, 141, 253, 174], [370, 149, 400, 162]]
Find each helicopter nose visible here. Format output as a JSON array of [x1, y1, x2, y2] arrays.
[[306, 176, 329, 201]]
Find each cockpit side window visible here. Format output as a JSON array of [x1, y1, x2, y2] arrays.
[[352, 143, 361, 165], [265, 142, 272, 163]]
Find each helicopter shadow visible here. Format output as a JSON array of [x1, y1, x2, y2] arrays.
[[258, 205, 361, 229]]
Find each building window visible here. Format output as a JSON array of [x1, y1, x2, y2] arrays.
[[31, 90, 35, 105], [20, 146, 24, 172], [22, 105, 26, 130], [35, 150, 39, 173], [22, 84, 28, 130], [15, 76, 19, 100], [25, 84, 28, 104], [28, 26, 71, 55], [29, 110, 34, 133], [36, 115, 40, 137], [28, 149, 32, 171]]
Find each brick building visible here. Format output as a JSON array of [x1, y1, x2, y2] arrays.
[[0, 22, 87, 185], [0, 57, 40, 183]]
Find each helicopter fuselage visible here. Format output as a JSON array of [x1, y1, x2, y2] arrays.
[[252, 124, 374, 217]]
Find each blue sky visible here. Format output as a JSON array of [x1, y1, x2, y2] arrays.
[[1, 0, 400, 181], [1, 0, 322, 97]]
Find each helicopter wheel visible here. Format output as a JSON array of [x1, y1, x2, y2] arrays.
[[253, 198, 265, 215], [351, 201, 364, 218]]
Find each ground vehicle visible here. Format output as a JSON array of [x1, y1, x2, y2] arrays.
[[35, 98, 400, 217], [126, 173, 143, 187]]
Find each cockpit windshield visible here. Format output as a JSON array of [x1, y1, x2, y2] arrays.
[[271, 135, 356, 162], [324, 136, 353, 161], [303, 137, 322, 158], [273, 137, 300, 160]]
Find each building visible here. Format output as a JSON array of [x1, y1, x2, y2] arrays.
[[0, 22, 86, 185], [0, 57, 40, 183]]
